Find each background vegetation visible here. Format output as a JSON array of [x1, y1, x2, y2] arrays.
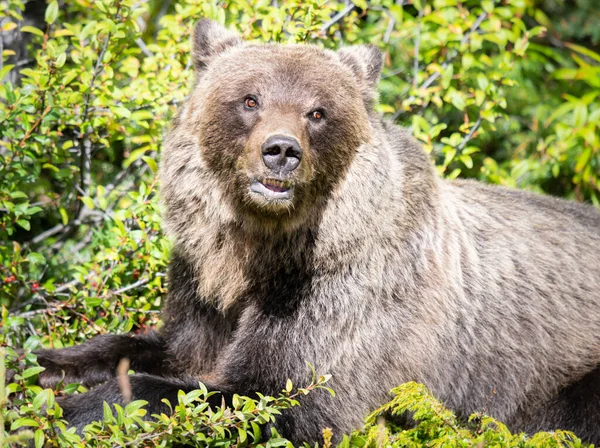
[[1, 0, 598, 446]]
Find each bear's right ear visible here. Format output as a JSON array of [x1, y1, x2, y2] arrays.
[[192, 20, 242, 72], [337, 45, 383, 99]]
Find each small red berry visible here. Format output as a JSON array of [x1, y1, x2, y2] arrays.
[[31, 282, 39, 291]]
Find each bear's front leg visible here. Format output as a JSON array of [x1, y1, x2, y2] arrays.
[[34, 332, 169, 389]]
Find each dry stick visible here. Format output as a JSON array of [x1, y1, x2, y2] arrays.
[[0, 32, 3, 76], [135, 38, 153, 58], [412, 9, 424, 89], [457, 116, 482, 151], [117, 358, 132, 404], [113, 277, 152, 295], [18, 105, 51, 147], [383, 14, 395, 44], [27, 223, 65, 245], [320, 3, 356, 34], [76, 28, 113, 224]]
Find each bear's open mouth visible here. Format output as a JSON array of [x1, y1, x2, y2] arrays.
[[261, 178, 290, 193], [250, 178, 293, 200]]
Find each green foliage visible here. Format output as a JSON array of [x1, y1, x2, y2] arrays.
[[351, 382, 584, 447], [3, 346, 335, 447], [1, 0, 598, 446]]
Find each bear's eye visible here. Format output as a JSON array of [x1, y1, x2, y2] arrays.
[[244, 96, 258, 109], [308, 109, 325, 121]]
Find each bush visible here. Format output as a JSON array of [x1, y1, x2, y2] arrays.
[[1, 0, 598, 446]]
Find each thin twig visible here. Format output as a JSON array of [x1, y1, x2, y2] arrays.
[[82, 32, 111, 122], [0, 32, 4, 76], [457, 116, 482, 151], [135, 38, 153, 57], [27, 223, 65, 245], [321, 3, 356, 34], [14, 304, 61, 319], [383, 14, 395, 44], [76, 22, 114, 225], [79, 136, 92, 196], [117, 358, 132, 403], [113, 277, 152, 295], [412, 9, 424, 89], [18, 106, 51, 147], [55, 279, 80, 293]]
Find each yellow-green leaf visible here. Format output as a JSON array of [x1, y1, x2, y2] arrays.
[[45, 1, 59, 24], [21, 25, 44, 36]]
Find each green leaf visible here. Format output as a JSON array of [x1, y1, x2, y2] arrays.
[[21, 25, 44, 36], [565, 42, 600, 64], [16, 219, 31, 231], [85, 297, 103, 307], [32, 390, 48, 410], [575, 148, 592, 173], [59, 207, 69, 226], [80, 196, 95, 210], [55, 52, 67, 68], [22, 366, 46, 378], [142, 156, 158, 173], [27, 252, 45, 264], [0, 64, 14, 80], [34, 429, 45, 448], [45, 1, 59, 24], [103, 401, 113, 421], [124, 400, 149, 415], [573, 104, 588, 127], [450, 92, 466, 111], [11, 191, 28, 199], [481, 0, 494, 13], [11, 418, 39, 430], [113, 106, 132, 119], [27, 206, 43, 216], [238, 427, 247, 443]]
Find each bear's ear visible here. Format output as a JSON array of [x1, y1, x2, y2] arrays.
[[337, 45, 383, 93], [192, 19, 242, 72]]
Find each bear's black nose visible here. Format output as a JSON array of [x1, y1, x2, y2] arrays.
[[261, 135, 302, 173]]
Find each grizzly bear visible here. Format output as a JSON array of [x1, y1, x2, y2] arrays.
[[31, 19, 600, 444]]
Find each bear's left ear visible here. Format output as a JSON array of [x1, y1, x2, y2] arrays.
[[338, 45, 384, 95], [192, 19, 242, 72]]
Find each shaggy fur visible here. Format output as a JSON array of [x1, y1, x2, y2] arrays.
[[33, 20, 600, 444]]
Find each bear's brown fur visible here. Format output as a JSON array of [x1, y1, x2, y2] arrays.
[[33, 19, 600, 444]]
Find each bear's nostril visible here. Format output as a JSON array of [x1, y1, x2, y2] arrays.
[[285, 147, 299, 159], [264, 146, 282, 157], [261, 135, 303, 172]]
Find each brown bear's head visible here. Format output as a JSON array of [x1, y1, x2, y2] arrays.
[[164, 20, 383, 232]]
